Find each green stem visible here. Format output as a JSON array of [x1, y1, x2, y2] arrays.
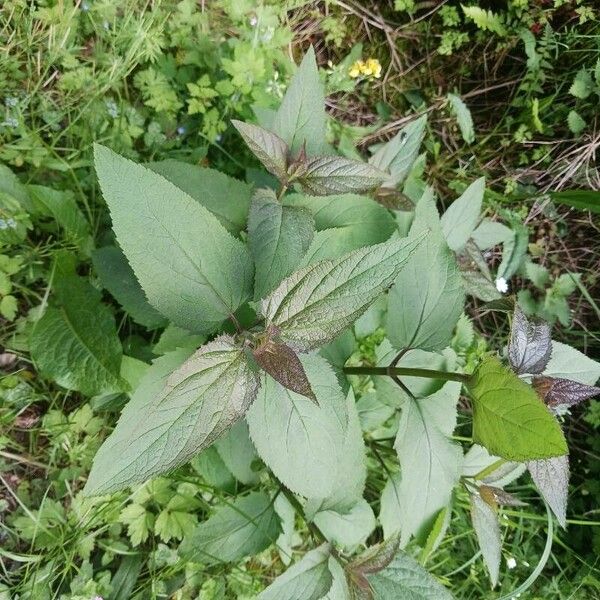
[[343, 365, 471, 384]]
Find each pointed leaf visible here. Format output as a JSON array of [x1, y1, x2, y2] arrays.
[[272, 47, 327, 155], [508, 306, 552, 374], [261, 234, 425, 352], [258, 544, 333, 600], [298, 156, 386, 196], [84, 337, 259, 495], [543, 341, 600, 385], [179, 492, 280, 564], [471, 494, 501, 588], [232, 121, 289, 180], [479, 485, 527, 507], [527, 455, 569, 528], [533, 376, 600, 410], [467, 356, 567, 461], [447, 93, 475, 144], [440, 178, 485, 251], [387, 189, 464, 351], [249, 188, 314, 298], [214, 420, 260, 485], [349, 534, 400, 576], [94, 144, 253, 334]]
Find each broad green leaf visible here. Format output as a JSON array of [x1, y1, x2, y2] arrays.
[[84, 337, 259, 495], [548, 190, 600, 214], [30, 274, 125, 397], [387, 190, 464, 352], [379, 472, 402, 539], [319, 328, 356, 394], [356, 391, 395, 433], [258, 544, 333, 600], [249, 188, 314, 298], [298, 156, 386, 196], [95, 145, 253, 334], [543, 341, 600, 385], [110, 554, 143, 600], [323, 556, 351, 600], [440, 178, 485, 251], [447, 93, 475, 144], [369, 115, 427, 187], [153, 323, 205, 355], [508, 306, 551, 375], [313, 499, 376, 551], [366, 550, 454, 599], [261, 234, 425, 352], [92, 246, 167, 329], [286, 193, 396, 263], [272, 46, 327, 155], [179, 492, 280, 564], [527, 455, 569, 529], [567, 110, 586, 135], [27, 185, 92, 254], [470, 494, 501, 588], [274, 494, 298, 566], [471, 219, 512, 250], [232, 121, 289, 180], [147, 159, 252, 234], [214, 420, 260, 485], [467, 356, 567, 461], [191, 447, 235, 493], [394, 382, 463, 546], [569, 68, 593, 99], [246, 354, 364, 501]]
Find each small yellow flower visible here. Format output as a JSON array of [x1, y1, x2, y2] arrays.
[[348, 60, 363, 78], [348, 58, 382, 80], [365, 58, 382, 78]]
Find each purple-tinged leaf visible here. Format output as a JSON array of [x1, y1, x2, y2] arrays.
[[508, 306, 552, 374], [479, 485, 527, 508], [253, 337, 317, 403], [532, 376, 600, 410], [348, 534, 401, 576], [528, 455, 569, 528]]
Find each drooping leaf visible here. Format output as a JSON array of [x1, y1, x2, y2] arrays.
[[84, 337, 259, 495], [532, 376, 600, 410], [92, 246, 167, 329], [232, 121, 289, 180], [94, 144, 253, 334], [467, 356, 567, 461], [147, 159, 253, 234], [248, 188, 314, 298], [440, 178, 485, 251], [30, 274, 125, 397], [447, 93, 475, 144], [527, 455, 569, 528], [246, 355, 364, 501], [394, 382, 463, 546], [272, 46, 327, 156], [257, 544, 333, 600], [297, 156, 386, 196], [179, 492, 280, 564], [261, 234, 425, 352], [387, 189, 464, 352], [470, 494, 501, 588], [253, 335, 316, 402], [365, 548, 454, 599], [369, 115, 427, 187], [214, 420, 260, 485], [543, 341, 600, 385], [508, 306, 552, 375]]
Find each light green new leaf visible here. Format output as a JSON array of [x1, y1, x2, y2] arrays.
[[232, 121, 289, 180], [258, 544, 333, 600], [387, 190, 464, 352], [95, 145, 253, 334], [179, 492, 280, 564], [298, 156, 386, 196], [147, 159, 252, 234], [272, 46, 327, 155], [369, 115, 427, 187], [366, 550, 454, 599], [467, 356, 568, 461], [92, 246, 167, 329], [84, 337, 259, 495], [249, 188, 314, 298], [447, 93, 475, 144], [214, 420, 260, 485], [30, 274, 125, 397], [441, 178, 485, 251], [246, 354, 364, 501], [471, 495, 501, 588], [394, 382, 463, 546], [261, 234, 425, 351]]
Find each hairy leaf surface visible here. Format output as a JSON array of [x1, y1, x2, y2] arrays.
[[528, 456, 569, 528], [508, 306, 552, 374]]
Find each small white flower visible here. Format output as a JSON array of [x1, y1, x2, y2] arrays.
[[495, 277, 509, 294], [249, 15, 258, 27], [506, 556, 517, 569]]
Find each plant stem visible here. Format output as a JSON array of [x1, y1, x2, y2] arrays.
[[343, 365, 471, 384]]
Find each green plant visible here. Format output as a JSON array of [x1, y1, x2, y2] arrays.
[[51, 48, 599, 597]]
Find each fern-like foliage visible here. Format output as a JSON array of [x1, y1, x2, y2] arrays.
[[461, 5, 507, 36]]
